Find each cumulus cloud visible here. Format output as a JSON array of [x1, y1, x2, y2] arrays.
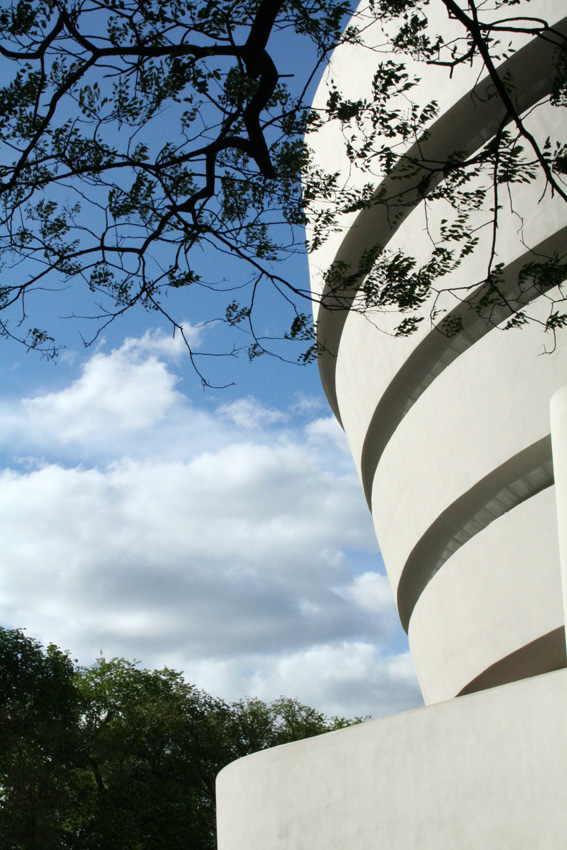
[[305, 415, 350, 451], [178, 645, 421, 720], [0, 329, 227, 463], [0, 328, 422, 718], [0, 452, 384, 655], [344, 571, 398, 617], [217, 396, 288, 429], [289, 394, 326, 417], [21, 327, 199, 441], [24, 350, 179, 439]]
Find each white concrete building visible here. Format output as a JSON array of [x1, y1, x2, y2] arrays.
[[217, 3, 567, 845]]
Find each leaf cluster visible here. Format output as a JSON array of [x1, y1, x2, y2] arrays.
[[313, 0, 567, 343], [0, 0, 565, 370], [0, 0, 362, 374]]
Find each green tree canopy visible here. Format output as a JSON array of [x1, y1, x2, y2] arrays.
[[0, 628, 80, 850], [0, 628, 359, 850]]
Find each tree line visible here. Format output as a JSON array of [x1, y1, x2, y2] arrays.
[[0, 627, 358, 850]]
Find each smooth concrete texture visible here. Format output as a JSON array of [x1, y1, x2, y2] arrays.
[[217, 668, 567, 850], [371, 314, 566, 590], [310, 0, 567, 700], [407, 488, 563, 703], [396, 437, 554, 632], [313, 8, 567, 420], [338, 201, 567, 488], [458, 628, 567, 697], [357, 226, 567, 506], [551, 385, 567, 627]]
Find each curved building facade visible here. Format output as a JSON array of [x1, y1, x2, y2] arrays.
[[217, 4, 567, 846], [312, 0, 567, 705]]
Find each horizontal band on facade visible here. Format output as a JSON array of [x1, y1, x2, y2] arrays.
[[457, 627, 566, 697], [397, 436, 554, 632], [360, 228, 567, 506], [316, 18, 567, 423]]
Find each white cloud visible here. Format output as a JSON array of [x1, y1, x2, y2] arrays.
[[289, 394, 326, 417], [0, 450, 381, 651], [305, 415, 350, 452], [0, 330, 228, 462], [24, 351, 178, 439], [179, 645, 422, 719], [217, 396, 288, 429], [344, 571, 398, 617], [120, 323, 204, 358], [0, 328, 421, 719], [21, 328, 194, 442]]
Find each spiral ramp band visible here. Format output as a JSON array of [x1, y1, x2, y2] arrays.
[[316, 11, 567, 704]]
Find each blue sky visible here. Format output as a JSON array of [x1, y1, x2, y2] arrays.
[[0, 268, 423, 718], [0, 5, 423, 720]]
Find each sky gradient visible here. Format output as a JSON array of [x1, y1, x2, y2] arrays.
[[0, 312, 422, 719]]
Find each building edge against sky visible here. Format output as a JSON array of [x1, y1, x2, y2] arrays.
[[216, 2, 567, 845]]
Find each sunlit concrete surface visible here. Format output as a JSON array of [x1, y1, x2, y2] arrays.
[[310, 0, 567, 703], [217, 668, 567, 850]]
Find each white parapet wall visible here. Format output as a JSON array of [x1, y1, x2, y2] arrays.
[[217, 668, 567, 850]]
